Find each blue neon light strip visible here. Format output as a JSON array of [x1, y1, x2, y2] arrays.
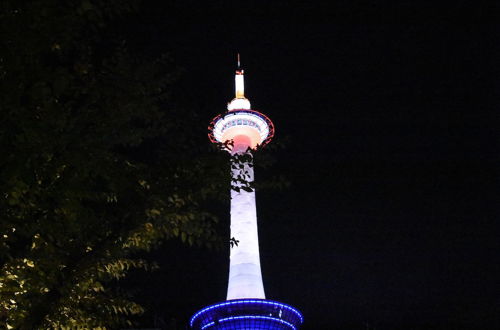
[[201, 321, 215, 330], [200, 315, 296, 330], [190, 299, 303, 326], [219, 315, 296, 330]]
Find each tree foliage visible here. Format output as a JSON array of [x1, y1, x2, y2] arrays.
[[0, 0, 228, 328]]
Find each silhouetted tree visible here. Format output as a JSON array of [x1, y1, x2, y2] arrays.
[[0, 0, 228, 328]]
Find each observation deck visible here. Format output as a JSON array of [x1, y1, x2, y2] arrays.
[[208, 109, 274, 150]]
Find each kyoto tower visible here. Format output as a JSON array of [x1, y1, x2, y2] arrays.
[[190, 57, 303, 329]]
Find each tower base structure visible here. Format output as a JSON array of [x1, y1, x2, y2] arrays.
[[190, 299, 303, 330]]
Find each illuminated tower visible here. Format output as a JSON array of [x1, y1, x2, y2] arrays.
[[190, 57, 303, 329]]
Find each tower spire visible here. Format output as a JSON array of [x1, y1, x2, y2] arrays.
[[228, 53, 250, 110]]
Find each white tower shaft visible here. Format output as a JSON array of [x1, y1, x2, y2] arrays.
[[227, 146, 265, 300]]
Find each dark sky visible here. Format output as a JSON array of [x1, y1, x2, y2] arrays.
[[125, 1, 498, 329]]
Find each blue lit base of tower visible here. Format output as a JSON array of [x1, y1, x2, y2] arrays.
[[190, 299, 303, 330]]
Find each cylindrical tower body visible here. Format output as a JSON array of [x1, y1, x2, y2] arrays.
[[227, 146, 265, 300]]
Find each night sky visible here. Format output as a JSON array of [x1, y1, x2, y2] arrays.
[[125, 2, 498, 329]]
